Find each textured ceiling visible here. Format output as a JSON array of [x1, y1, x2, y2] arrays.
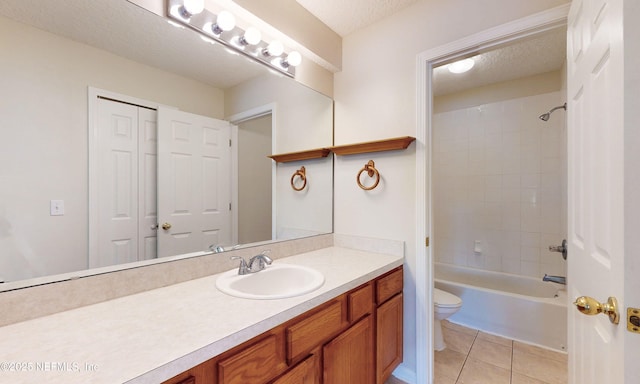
[[433, 28, 567, 96], [1, 0, 567, 95], [0, 0, 271, 89], [295, 0, 566, 94], [295, 0, 420, 37]]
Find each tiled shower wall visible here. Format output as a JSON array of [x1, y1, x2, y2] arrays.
[[433, 91, 567, 278]]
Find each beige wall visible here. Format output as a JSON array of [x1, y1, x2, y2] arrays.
[[0, 15, 224, 282], [333, 0, 570, 377]]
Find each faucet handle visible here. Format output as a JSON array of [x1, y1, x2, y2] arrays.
[[259, 249, 272, 263], [230, 256, 249, 275], [248, 250, 273, 272]]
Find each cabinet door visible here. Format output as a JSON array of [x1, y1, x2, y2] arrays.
[[271, 354, 320, 384], [376, 293, 403, 384], [323, 315, 374, 384]]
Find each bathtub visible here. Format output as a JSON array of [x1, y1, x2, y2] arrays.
[[434, 262, 567, 352]]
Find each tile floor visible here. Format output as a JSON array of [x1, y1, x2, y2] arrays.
[[384, 320, 568, 384], [434, 321, 568, 384]]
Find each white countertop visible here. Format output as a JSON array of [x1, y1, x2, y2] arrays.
[[0, 246, 402, 384]]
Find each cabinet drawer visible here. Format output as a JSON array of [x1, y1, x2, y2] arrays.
[[218, 334, 287, 384], [286, 299, 345, 363], [165, 375, 195, 384], [348, 283, 374, 323], [162, 359, 214, 384], [376, 268, 403, 304]]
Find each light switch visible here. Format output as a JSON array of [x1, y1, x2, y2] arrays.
[[50, 200, 65, 216]]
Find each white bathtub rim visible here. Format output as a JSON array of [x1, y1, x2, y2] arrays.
[[445, 319, 569, 354], [434, 262, 567, 304], [434, 277, 567, 307]]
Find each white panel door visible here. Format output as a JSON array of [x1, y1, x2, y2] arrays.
[[567, 0, 624, 383], [95, 99, 140, 267], [157, 107, 232, 257], [138, 107, 158, 260]]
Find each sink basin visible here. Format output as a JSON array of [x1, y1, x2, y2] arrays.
[[215, 263, 325, 300]]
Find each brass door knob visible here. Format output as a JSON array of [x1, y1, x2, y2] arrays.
[[573, 296, 620, 324], [161, 222, 172, 230]]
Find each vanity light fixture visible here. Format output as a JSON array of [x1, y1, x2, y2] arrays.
[[281, 51, 302, 68], [211, 11, 236, 35], [239, 27, 261, 46], [181, 0, 204, 18], [167, 0, 299, 77], [263, 40, 284, 57], [448, 58, 475, 74]]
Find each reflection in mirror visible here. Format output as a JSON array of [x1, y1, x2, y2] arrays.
[[0, 0, 333, 290]]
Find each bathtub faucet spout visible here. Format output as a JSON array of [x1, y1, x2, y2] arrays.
[[543, 274, 566, 285]]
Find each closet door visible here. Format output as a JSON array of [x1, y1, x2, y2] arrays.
[[94, 98, 158, 267]]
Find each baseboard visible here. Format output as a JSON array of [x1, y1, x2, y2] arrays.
[[392, 363, 417, 384]]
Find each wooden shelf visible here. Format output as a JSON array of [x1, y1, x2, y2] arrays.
[[268, 148, 331, 163], [329, 136, 415, 156]]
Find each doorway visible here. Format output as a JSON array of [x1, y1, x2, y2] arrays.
[[414, 6, 571, 384], [236, 114, 273, 244]]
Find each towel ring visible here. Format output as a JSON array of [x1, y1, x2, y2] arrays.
[[357, 160, 380, 190], [291, 166, 307, 191]]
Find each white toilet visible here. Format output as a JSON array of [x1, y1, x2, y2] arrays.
[[434, 288, 463, 351]]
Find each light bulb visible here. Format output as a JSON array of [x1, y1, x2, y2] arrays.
[[264, 40, 284, 57], [241, 27, 262, 46], [448, 58, 475, 74], [216, 11, 236, 32], [182, 0, 204, 16], [284, 51, 302, 67]]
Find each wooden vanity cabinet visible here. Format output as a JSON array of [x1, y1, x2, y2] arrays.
[[161, 266, 403, 384]]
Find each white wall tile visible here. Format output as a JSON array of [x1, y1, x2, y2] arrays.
[[433, 91, 567, 279]]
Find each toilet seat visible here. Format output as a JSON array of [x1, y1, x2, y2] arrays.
[[434, 288, 462, 308]]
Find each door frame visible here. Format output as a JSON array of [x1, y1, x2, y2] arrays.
[[414, 5, 570, 383], [87, 87, 165, 267], [227, 103, 278, 243]]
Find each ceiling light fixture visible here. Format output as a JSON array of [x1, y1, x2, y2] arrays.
[[448, 58, 475, 74], [167, 0, 299, 77]]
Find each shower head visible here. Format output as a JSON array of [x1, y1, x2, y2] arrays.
[[539, 103, 567, 121]]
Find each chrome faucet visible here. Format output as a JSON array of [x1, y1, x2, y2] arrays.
[[230, 250, 272, 275], [210, 244, 241, 253], [543, 274, 566, 285], [248, 250, 273, 273]]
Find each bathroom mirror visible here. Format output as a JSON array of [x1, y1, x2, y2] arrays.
[[0, 0, 333, 289]]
